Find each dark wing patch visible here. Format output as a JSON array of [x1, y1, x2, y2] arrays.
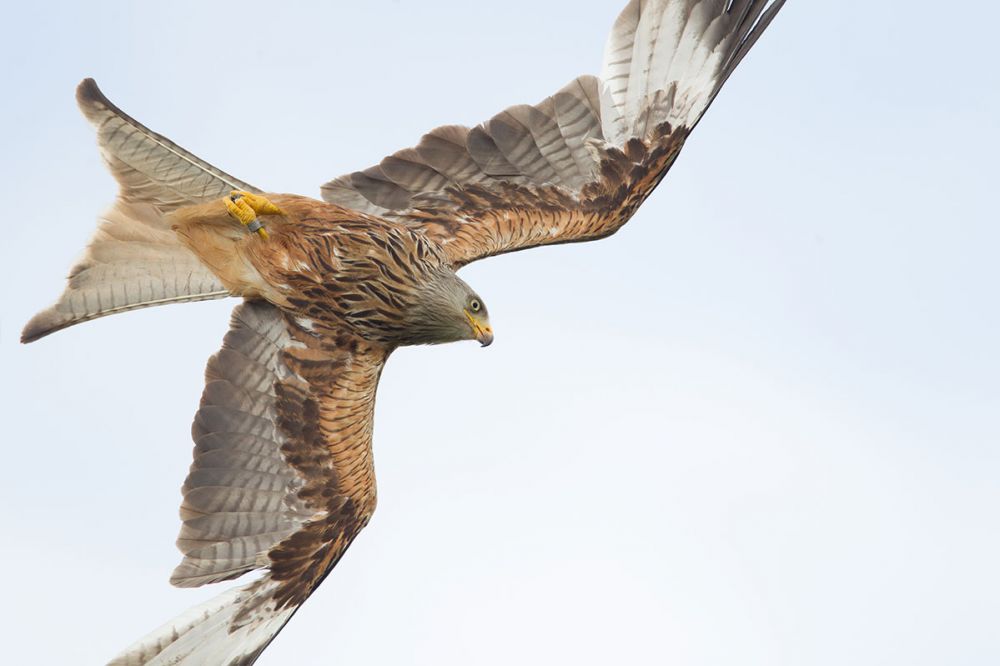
[[320, 0, 785, 267], [113, 300, 387, 665], [172, 299, 385, 643]]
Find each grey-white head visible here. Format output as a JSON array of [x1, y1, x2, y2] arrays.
[[403, 269, 493, 347]]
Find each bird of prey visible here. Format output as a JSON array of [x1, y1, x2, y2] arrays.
[[23, 1, 786, 663]]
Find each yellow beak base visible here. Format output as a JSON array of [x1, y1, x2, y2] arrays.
[[464, 310, 494, 347]]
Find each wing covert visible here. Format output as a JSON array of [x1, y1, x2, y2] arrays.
[[320, 0, 785, 268], [115, 300, 386, 665]]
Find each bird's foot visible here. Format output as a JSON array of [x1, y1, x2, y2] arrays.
[[225, 191, 284, 240]]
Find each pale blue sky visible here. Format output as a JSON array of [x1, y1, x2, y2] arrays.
[[2, 1, 998, 664]]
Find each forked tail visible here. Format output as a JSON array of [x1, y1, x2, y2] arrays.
[[21, 79, 260, 343]]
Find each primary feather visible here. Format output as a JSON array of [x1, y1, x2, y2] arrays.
[[320, 0, 786, 268], [22, 1, 786, 664]]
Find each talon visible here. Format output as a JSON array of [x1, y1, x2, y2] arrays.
[[230, 190, 285, 217], [225, 191, 278, 240]]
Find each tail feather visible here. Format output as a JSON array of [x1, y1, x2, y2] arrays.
[[22, 79, 261, 343], [109, 577, 296, 666], [75, 78, 257, 209], [21, 200, 229, 342]]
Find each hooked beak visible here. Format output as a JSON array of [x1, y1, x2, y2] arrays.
[[477, 326, 494, 347], [465, 310, 494, 347]]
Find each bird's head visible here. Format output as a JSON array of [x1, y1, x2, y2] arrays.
[[407, 270, 493, 347]]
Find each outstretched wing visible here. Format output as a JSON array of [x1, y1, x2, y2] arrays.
[[320, 0, 784, 268], [22, 79, 260, 342], [111, 301, 386, 665]]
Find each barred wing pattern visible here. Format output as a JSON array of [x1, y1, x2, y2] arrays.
[[24, 1, 790, 663], [22, 79, 260, 342], [112, 301, 386, 665], [321, 0, 785, 268]]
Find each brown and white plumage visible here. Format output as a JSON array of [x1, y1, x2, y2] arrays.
[[322, 0, 784, 267], [114, 301, 383, 665], [21, 79, 260, 343], [22, 1, 786, 663]]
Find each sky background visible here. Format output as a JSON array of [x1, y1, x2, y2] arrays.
[[2, 1, 998, 664]]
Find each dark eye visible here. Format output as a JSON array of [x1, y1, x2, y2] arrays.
[[469, 299, 482, 313]]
